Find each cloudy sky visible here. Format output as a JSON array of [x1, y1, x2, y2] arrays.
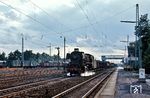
[[0, 0, 150, 60]]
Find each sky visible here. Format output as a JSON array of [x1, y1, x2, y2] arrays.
[[0, 0, 150, 60]]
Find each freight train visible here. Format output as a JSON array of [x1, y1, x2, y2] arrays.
[[66, 48, 111, 76]]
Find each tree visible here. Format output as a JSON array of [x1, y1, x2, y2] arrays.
[[0, 52, 6, 60], [36, 52, 40, 60], [14, 50, 22, 60], [143, 44, 150, 73], [53, 54, 60, 61], [7, 50, 21, 60], [140, 14, 150, 73], [8, 52, 15, 60], [41, 52, 50, 62], [5, 49, 62, 67], [24, 50, 34, 60]]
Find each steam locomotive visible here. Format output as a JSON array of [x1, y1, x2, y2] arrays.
[[66, 48, 110, 76]]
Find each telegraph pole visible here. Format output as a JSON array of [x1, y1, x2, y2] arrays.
[[121, 4, 145, 82], [64, 37, 66, 63], [60, 36, 66, 63], [135, 4, 139, 68], [47, 43, 52, 60], [120, 35, 129, 56], [56, 47, 60, 70], [135, 4, 146, 82], [135, 4, 139, 46], [120, 4, 139, 68], [50, 43, 51, 57], [21, 34, 24, 67], [120, 35, 129, 66], [136, 4, 142, 68]]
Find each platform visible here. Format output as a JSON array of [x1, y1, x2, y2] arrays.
[[94, 69, 118, 98], [115, 68, 150, 98], [95, 67, 150, 98]]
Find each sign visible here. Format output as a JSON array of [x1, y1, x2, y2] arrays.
[[127, 57, 138, 61], [130, 85, 142, 94], [139, 68, 145, 79], [101, 55, 124, 59]]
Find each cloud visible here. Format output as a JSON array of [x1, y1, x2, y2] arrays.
[[76, 36, 88, 43], [0, 12, 7, 24], [0, 0, 150, 60], [4, 9, 21, 20]]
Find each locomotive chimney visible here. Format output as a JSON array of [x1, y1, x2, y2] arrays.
[[74, 48, 79, 52]]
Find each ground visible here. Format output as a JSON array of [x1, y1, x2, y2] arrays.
[[115, 68, 150, 98]]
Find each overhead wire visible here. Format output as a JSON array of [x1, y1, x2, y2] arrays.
[[0, 31, 50, 53], [0, 0, 61, 51], [74, 0, 111, 55], [29, 0, 133, 39], [0, 0, 61, 35], [0, 0, 72, 54], [26, 0, 70, 48], [63, 5, 135, 33], [75, 0, 99, 35], [1, 0, 135, 35], [84, 0, 103, 49], [28, 0, 71, 46], [0, 0, 134, 38], [28, 0, 85, 47], [0, 0, 136, 54], [28, 0, 72, 32], [73, 0, 100, 50], [98, 5, 135, 52]]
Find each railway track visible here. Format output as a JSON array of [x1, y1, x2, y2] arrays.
[[0, 69, 115, 98], [52, 69, 115, 98], [0, 74, 64, 89], [0, 77, 69, 98], [0, 70, 63, 89]]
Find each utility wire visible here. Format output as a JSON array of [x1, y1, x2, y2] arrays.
[[73, 0, 100, 48], [75, 0, 99, 34], [1, 0, 134, 36], [28, 0, 71, 31], [0, 0, 135, 50], [0, 0, 60, 35], [0, 0, 63, 48], [63, 4, 135, 33], [0, 1, 68, 53]]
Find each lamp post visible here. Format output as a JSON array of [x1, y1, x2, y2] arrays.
[[60, 36, 66, 63], [21, 33, 24, 67]]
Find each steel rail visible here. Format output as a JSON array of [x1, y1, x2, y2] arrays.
[[82, 70, 114, 98], [52, 71, 109, 98], [0, 77, 68, 98]]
